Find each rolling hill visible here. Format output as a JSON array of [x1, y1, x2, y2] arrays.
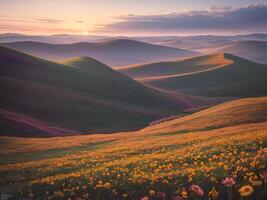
[[2, 96, 266, 153], [140, 53, 267, 98], [0, 33, 108, 43], [0, 46, 188, 137], [143, 96, 267, 135], [136, 34, 267, 52], [215, 41, 267, 65], [1, 39, 197, 66], [118, 53, 232, 79]]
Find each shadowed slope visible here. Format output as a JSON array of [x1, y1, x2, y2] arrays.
[[146, 53, 267, 98], [0, 109, 73, 137], [1, 39, 197, 66], [0, 46, 187, 137]]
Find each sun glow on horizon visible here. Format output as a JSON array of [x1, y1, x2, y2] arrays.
[[0, 0, 266, 36]]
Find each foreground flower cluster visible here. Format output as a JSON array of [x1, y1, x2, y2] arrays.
[[0, 127, 266, 200]]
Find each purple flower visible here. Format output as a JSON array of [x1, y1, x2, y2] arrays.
[[190, 185, 204, 196], [222, 177, 236, 187]]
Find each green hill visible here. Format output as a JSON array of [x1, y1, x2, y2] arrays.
[[118, 53, 231, 79], [0, 46, 186, 137], [1, 39, 197, 66], [143, 53, 267, 98], [144, 96, 267, 135]]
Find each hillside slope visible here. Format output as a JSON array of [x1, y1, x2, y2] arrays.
[[1, 96, 267, 200], [145, 53, 267, 98], [2, 96, 267, 153], [118, 53, 231, 79], [216, 41, 267, 65], [0, 46, 187, 137], [1, 39, 197, 66], [143, 96, 267, 135]]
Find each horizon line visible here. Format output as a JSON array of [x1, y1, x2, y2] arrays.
[[1, 32, 267, 37]]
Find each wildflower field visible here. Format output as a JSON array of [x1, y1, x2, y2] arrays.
[[1, 98, 267, 200]]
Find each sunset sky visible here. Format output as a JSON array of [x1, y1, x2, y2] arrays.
[[0, 0, 266, 36]]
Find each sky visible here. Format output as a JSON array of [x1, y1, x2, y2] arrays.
[[0, 0, 267, 36]]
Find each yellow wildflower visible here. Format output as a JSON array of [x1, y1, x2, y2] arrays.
[[104, 181, 111, 189], [239, 185, 253, 196], [53, 191, 64, 199], [149, 189, 156, 196], [251, 180, 262, 187], [208, 188, 218, 199], [180, 190, 188, 199]]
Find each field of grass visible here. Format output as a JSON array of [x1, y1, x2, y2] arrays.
[[1, 97, 266, 200]]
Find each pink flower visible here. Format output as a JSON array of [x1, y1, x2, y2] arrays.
[[222, 177, 236, 187], [190, 185, 204, 196], [141, 196, 149, 200], [159, 192, 166, 200]]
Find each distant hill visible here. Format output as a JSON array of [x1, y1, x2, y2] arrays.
[[1, 39, 197, 66], [0, 33, 108, 43], [216, 41, 267, 64], [137, 53, 267, 98], [0, 46, 188, 137], [144, 96, 267, 135], [135, 34, 267, 52]]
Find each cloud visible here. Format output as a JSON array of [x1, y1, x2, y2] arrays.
[[207, 5, 232, 12], [0, 17, 65, 25], [93, 4, 267, 35], [0, 23, 81, 34], [34, 18, 65, 24]]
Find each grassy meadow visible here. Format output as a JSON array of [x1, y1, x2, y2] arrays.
[[1, 98, 267, 200]]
